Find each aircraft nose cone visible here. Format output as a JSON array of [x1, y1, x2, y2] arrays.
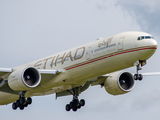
[[147, 39, 157, 48]]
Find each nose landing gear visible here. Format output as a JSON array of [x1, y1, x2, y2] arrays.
[[134, 60, 146, 81]]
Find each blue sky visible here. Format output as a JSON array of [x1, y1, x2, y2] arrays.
[[0, 0, 160, 120]]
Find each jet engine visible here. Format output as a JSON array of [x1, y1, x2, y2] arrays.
[[104, 71, 135, 95], [8, 66, 41, 91]]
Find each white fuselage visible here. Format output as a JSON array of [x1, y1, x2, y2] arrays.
[[0, 31, 157, 105]]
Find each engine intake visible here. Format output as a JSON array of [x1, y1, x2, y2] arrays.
[[23, 67, 40, 87], [104, 71, 135, 95], [8, 66, 41, 91], [118, 72, 134, 91]]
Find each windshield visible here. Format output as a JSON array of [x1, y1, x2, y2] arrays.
[[137, 36, 154, 40]]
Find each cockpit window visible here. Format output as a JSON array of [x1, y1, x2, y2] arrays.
[[145, 36, 151, 39], [137, 36, 154, 40], [138, 37, 141, 40]]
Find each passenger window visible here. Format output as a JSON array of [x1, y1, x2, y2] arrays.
[[142, 36, 144, 39]]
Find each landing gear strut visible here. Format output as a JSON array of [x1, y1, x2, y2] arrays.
[[65, 88, 85, 112], [134, 61, 144, 81], [12, 92, 32, 110]]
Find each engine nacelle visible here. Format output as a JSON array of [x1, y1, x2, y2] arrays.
[[104, 71, 135, 95], [8, 66, 41, 91]]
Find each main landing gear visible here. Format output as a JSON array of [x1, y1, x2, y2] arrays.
[[65, 88, 85, 112], [134, 61, 145, 81], [66, 98, 85, 112], [12, 92, 32, 110]]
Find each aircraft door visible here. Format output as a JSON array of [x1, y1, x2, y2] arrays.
[[118, 37, 124, 50]]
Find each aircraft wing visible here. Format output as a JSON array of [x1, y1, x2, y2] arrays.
[[56, 75, 109, 98], [142, 72, 160, 76], [0, 67, 63, 96], [89, 72, 160, 86], [0, 68, 12, 77], [91, 75, 109, 86], [0, 67, 62, 78], [91, 72, 160, 86], [38, 69, 62, 84]]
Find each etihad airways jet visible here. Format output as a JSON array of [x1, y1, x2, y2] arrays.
[[0, 31, 157, 112]]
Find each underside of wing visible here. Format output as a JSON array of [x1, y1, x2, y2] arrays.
[[0, 67, 62, 95], [56, 75, 109, 98], [56, 71, 137, 99], [0, 67, 63, 105]]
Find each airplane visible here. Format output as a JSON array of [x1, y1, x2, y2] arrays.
[[0, 31, 157, 112]]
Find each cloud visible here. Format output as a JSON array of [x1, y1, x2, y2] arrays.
[[131, 90, 160, 110], [115, 0, 160, 34], [86, 0, 141, 32], [116, 0, 160, 12]]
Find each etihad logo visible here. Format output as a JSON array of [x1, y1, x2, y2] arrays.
[[34, 47, 85, 69], [98, 37, 113, 48]]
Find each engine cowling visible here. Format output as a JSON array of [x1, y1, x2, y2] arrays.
[[104, 71, 135, 95], [8, 66, 41, 91]]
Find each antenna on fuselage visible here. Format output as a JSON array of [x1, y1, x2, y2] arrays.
[[96, 38, 102, 40]]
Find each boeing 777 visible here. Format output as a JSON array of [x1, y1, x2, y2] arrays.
[[0, 31, 157, 112]]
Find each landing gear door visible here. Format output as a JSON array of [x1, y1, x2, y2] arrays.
[[118, 37, 124, 50]]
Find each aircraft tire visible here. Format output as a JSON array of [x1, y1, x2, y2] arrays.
[[70, 101, 74, 109], [16, 100, 20, 107], [80, 99, 85, 106], [72, 107, 77, 112], [19, 105, 24, 110], [12, 103, 17, 110], [24, 102, 28, 107], [138, 74, 143, 81], [27, 97, 32, 105], [77, 104, 81, 109], [73, 99, 79, 107], [19, 97, 25, 105], [66, 104, 71, 111], [134, 74, 138, 80]]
